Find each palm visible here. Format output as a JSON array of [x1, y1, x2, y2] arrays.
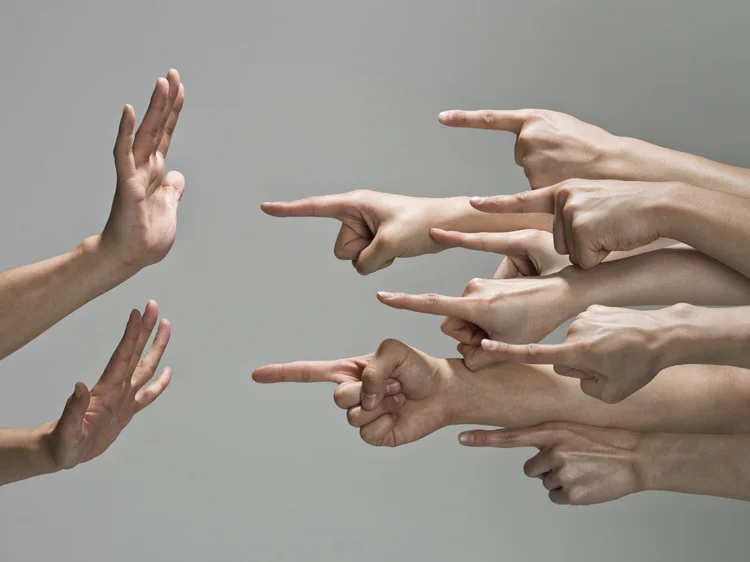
[[102, 70, 186, 269], [50, 303, 172, 471]]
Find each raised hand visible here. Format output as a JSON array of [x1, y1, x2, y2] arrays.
[[438, 109, 619, 189], [377, 272, 577, 371], [48, 301, 172, 469], [458, 422, 645, 505], [430, 228, 571, 279], [252, 339, 458, 447], [480, 305, 681, 403], [470, 179, 663, 269], [101, 69, 186, 269]]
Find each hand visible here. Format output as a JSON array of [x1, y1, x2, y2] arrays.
[[252, 339, 458, 447], [458, 421, 646, 505], [46, 301, 172, 469], [101, 69, 186, 269], [430, 228, 571, 279], [438, 109, 620, 189], [261, 191, 479, 275], [480, 305, 680, 403], [377, 272, 577, 371], [471, 179, 663, 269]]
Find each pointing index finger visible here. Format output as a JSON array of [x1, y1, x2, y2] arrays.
[[377, 291, 474, 319], [260, 194, 354, 219], [459, 426, 564, 449], [480, 340, 580, 366], [470, 187, 557, 214], [438, 109, 532, 133], [252, 356, 370, 385]]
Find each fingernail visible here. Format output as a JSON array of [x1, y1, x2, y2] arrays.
[[394, 393, 406, 406], [386, 380, 400, 394], [480, 339, 495, 350], [470, 197, 486, 205], [459, 433, 474, 445], [363, 393, 377, 409], [439, 111, 452, 120], [377, 292, 394, 299], [74, 386, 81, 400]]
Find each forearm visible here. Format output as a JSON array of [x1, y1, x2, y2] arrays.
[[657, 183, 750, 279], [439, 197, 552, 233], [561, 247, 750, 315], [0, 234, 136, 360], [0, 423, 58, 486], [640, 432, 750, 501], [611, 136, 750, 198], [449, 360, 750, 434]]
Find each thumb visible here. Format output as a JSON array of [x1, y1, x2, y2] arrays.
[[163, 170, 186, 206], [354, 232, 397, 275], [58, 382, 90, 437]]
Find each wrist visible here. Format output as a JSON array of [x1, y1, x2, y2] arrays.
[[78, 234, 141, 285], [633, 432, 671, 493]]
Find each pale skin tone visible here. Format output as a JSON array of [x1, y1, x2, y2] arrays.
[[459, 423, 750, 505], [0, 70, 185, 361], [378, 233, 750, 370], [0, 302, 171, 486], [260, 191, 551, 275], [438, 108, 750, 197], [482, 303, 750, 404]]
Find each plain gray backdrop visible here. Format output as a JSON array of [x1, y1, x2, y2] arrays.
[[1, 1, 749, 561]]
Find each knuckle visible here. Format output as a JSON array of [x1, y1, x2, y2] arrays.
[[481, 110, 496, 125], [466, 278, 483, 292], [423, 293, 441, 306]]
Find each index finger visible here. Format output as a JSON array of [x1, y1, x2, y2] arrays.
[[458, 426, 564, 449], [260, 194, 353, 219], [480, 340, 579, 366], [100, 309, 142, 383], [252, 356, 370, 384], [470, 187, 556, 214], [377, 291, 474, 319], [430, 228, 530, 255], [438, 109, 532, 133]]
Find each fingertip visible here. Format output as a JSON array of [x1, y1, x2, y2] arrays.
[[376, 291, 395, 301], [469, 197, 487, 209], [438, 110, 456, 124], [458, 432, 475, 446]]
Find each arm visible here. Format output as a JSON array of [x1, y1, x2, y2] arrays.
[[642, 432, 750, 501], [0, 302, 171, 487], [0, 71, 185, 361]]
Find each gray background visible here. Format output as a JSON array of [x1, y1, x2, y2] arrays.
[[0, 1, 748, 561]]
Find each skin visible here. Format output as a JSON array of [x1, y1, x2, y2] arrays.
[[377, 241, 750, 370], [252, 339, 750, 450], [459, 423, 750, 505], [438, 108, 750, 197], [471, 179, 750, 278], [0, 302, 171, 486], [483, 303, 750, 404], [0, 70, 185, 361], [259, 191, 551, 275]]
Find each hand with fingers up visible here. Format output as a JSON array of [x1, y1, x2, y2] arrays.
[[47, 301, 172, 470], [102, 69, 187, 270]]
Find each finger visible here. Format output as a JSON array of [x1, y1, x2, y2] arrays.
[[442, 316, 485, 345], [549, 488, 571, 505], [360, 413, 397, 447], [469, 187, 556, 215], [578, 246, 609, 270], [555, 367, 590, 380], [361, 339, 408, 411], [127, 300, 160, 378], [347, 394, 406, 428], [438, 109, 531, 133], [132, 77, 170, 163], [430, 228, 529, 256], [580, 377, 602, 400], [553, 196, 570, 256], [480, 339, 579, 366], [252, 355, 371, 385], [100, 310, 142, 384], [458, 426, 564, 449], [333, 379, 401, 409], [113, 104, 136, 178], [135, 367, 172, 412], [333, 223, 370, 261], [523, 451, 556, 478], [458, 344, 501, 372], [163, 170, 186, 206], [132, 319, 171, 389], [353, 234, 396, 275], [260, 194, 353, 219], [57, 382, 90, 438], [542, 471, 563, 491], [494, 256, 520, 279], [377, 291, 473, 319], [156, 71, 183, 157]]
